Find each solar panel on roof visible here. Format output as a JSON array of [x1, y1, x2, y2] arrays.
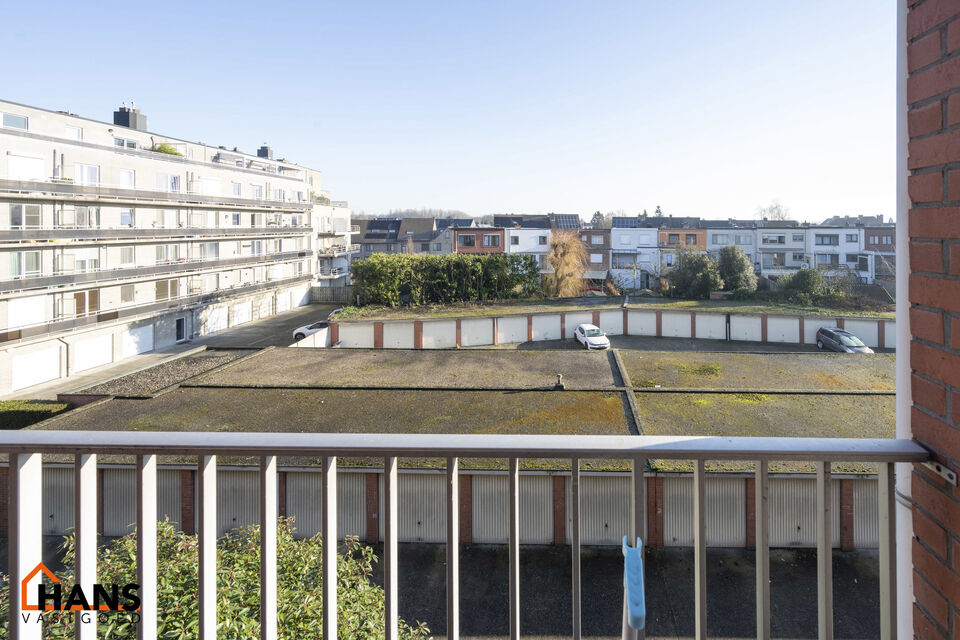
[[612, 218, 638, 228]]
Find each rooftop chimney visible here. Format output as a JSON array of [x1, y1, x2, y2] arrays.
[[113, 103, 147, 132], [257, 144, 273, 160]]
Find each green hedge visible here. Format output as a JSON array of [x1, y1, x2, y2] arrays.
[[351, 253, 542, 306]]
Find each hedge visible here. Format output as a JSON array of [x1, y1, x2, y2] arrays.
[[351, 253, 542, 306]]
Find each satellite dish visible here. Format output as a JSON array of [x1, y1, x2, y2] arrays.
[[801, 263, 810, 269]]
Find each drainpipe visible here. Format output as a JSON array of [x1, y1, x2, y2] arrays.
[[895, 0, 913, 637]]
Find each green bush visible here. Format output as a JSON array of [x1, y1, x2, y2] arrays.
[[351, 253, 541, 306], [717, 246, 757, 292], [0, 519, 429, 639], [150, 143, 183, 157], [780, 268, 824, 296], [667, 251, 724, 299]]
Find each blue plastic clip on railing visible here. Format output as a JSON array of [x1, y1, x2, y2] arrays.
[[622, 536, 646, 630]]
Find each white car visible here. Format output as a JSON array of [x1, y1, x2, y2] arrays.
[[574, 323, 610, 350], [292, 321, 328, 342]]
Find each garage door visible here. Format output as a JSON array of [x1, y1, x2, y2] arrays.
[[276, 292, 290, 313], [234, 301, 252, 325], [72, 334, 113, 372], [11, 345, 60, 391], [121, 325, 154, 358], [207, 307, 228, 333]]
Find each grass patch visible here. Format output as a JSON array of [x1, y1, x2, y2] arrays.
[[0, 400, 70, 429], [626, 298, 893, 319], [678, 363, 721, 376], [732, 393, 766, 403]]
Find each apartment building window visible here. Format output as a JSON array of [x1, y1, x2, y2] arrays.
[[792, 233, 804, 242], [65, 126, 82, 141], [540, 236, 548, 245], [846, 253, 860, 263], [792, 253, 806, 262], [846, 233, 858, 242], [196, 243, 218, 261], [250, 185, 263, 200], [117, 208, 133, 227], [590, 253, 603, 264], [118, 169, 135, 189], [120, 284, 135, 305], [231, 182, 242, 197], [511, 236, 519, 245], [483, 234, 500, 247], [202, 273, 218, 292], [273, 189, 285, 201], [735, 234, 753, 245], [762, 252, 786, 267], [155, 279, 179, 301], [459, 234, 476, 248], [251, 240, 263, 256], [420, 243, 430, 251], [592, 235, 603, 245], [815, 234, 839, 246], [114, 137, 138, 150], [685, 234, 697, 245], [120, 247, 135, 266], [10, 250, 40, 278], [71, 289, 99, 317], [74, 164, 99, 186], [762, 233, 785, 244], [668, 233, 680, 244], [712, 234, 729, 244], [10, 204, 41, 228], [2, 112, 28, 130], [156, 174, 181, 193], [230, 213, 241, 226], [7, 154, 44, 181], [75, 206, 99, 228], [74, 248, 99, 273], [816, 254, 840, 265], [156, 244, 179, 263]]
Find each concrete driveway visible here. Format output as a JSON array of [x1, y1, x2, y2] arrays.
[[482, 335, 825, 353], [199, 303, 338, 348]]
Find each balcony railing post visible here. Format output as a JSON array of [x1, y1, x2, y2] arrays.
[[446, 457, 460, 640], [694, 459, 707, 640], [509, 457, 521, 640], [260, 456, 278, 640], [816, 461, 834, 640], [75, 453, 97, 640], [9, 453, 42, 640], [756, 460, 770, 640], [322, 456, 338, 639], [879, 462, 897, 640], [572, 457, 582, 640], [385, 456, 399, 640], [198, 455, 217, 640], [136, 454, 157, 640]]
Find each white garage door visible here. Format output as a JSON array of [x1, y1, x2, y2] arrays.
[[207, 307, 228, 333], [11, 345, 60, 391], [72, 334, 113, 372], [234, 301, 252, 325], [276, 292, 290, 313], [121, 325, 154, 358]]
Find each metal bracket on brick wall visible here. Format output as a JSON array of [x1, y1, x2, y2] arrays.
[[922, 460, 957, 486]]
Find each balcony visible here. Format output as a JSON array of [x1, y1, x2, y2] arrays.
[[316, 266, 346, 279], [0, 225, 311, 243], [316, 243, 360, 257], [2, 431, 926, 639]]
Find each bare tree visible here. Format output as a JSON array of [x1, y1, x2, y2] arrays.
[[756, 200, 789, 221], [544, 231, 587, 297]]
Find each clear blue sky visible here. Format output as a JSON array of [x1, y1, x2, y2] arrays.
[[3, 1, 894, 222]]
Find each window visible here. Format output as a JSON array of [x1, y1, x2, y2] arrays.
[[846, 253, 860, 263], [459, 234, 476, 248], [2, 112, 28, 130], [762, 252, 786, 267], [668, 233, 680, 244], [10, 204, 41, 228], [73, 248, 99, 273], [156, 244, 179, 263], [114, 137, 138, 150], [417, 243, 428, 251], [581, 234, 588, 243], [118, 169, 135, 189], [883, 236, 893, 245], [10, 251, 40, 278], [433, 243, 442, 251], [712, 234, 729, 244], [735, 234, 753, 245], [612, 253, 637, 269], [65, 126, 82, 141], [792, 253, 806, 262], [73, 289, 99, 316], [590, 253, 603, 264], [816, 254, 840, 265], [273, 189, 284, 201], [251, 240, 263, 256], [762, 234, 785, 245], [815, 234, 839, 246], [231, 213, 241, 226], [7, 154, 45, 181], [118, 208, 133, 227], [483, 234, 500, 247], [539, 236, 548, 245], [155, 279, 179, 301], [869, 235, 880, 244], [156, 174, 180, 192], [200, 243, 219, 260], [511, 236, 519, 245], [792, 233, 804, 242], [665, 253, 675, 266], [75, 206, 99, 228], [250, 184, 263, 200], [846, 233, 858, 242], [120, 247, 135, 266], [74, 164, 99, 186], [685, 234, 697, 245], [591, 235, 603, 245], [231, 182, 242, 197], [120, 285, 135, 305]]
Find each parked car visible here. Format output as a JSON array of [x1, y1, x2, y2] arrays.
[[292, 321, 328, 342], [815, 327, 874, 353], [574, 323, 610, 350]]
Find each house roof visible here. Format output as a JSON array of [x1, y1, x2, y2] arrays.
[[494, 214, 552, 229], [612, 217, 639, 228], [550, 214, 582, 230]]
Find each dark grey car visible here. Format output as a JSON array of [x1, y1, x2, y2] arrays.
[[815, 327, 874, 353]]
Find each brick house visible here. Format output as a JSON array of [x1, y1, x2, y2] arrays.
[[443, 227, 505, 254]]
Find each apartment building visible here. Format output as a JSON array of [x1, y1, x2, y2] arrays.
[[756, 226, 808, 275], [609, 219, 659, 289], [807, 226, 865, 277], [0, 99, 338, 395], [313, 202, 357, 286]]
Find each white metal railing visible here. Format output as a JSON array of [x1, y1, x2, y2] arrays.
[[3, 432, 926, 640]]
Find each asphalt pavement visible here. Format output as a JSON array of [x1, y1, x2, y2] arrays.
[[198, 303, 338, 348]]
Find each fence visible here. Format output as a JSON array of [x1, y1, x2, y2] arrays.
[[310, 285, 353, 304]]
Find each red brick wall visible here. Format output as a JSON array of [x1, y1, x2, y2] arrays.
[[908, 1, 960, 637]]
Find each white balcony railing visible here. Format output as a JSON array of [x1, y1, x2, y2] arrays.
[[3, 432, 926, 640]]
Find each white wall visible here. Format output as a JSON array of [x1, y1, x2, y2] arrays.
[[422, 320, 457, 348], [626, 310, 657, 336], [661, 311, 692, 338], [531, 314, 562, 341], [383, 322, 414, 349], [496, 316, 527, 344], [694, 313, 726, 340], [729, 315, 762, 342], [767, 316, 800, 343], [461, 317, 494, 347]]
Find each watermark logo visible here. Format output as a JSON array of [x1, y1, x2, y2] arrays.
[[20, 563, 140, 624]]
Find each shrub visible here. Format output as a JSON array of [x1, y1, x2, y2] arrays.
[[150, 143, 183, 157], [781, 267, 824, 296], [717, 246, 757, 292], [0, 519, 429, 639], [667, 251, 724, 299], [351, 253, 541, 306]]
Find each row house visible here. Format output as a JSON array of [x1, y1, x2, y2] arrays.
[[442, 226, 505, 254], [609, 218, 660, 289]]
